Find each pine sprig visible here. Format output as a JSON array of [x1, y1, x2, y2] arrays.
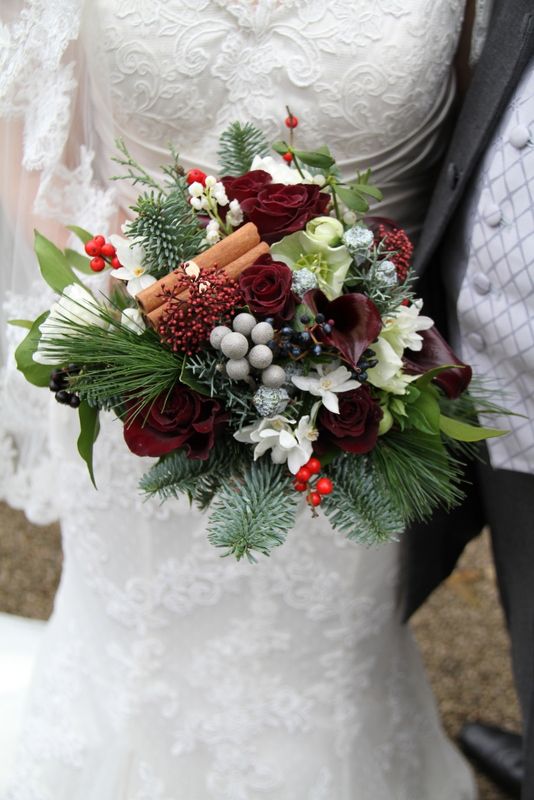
[[322, 456, 404, 544], [207, 460, 298, 561], [345, 249, 417, 316], [218, 122, 270, 176]]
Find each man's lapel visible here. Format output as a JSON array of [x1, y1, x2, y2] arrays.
[[415, 0, 534, 276]]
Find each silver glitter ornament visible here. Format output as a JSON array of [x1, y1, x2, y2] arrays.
[[375, 259, 398, 287], [220, 331, 249, 359], [342, 226, 374, 263], [232, 312, 257, 337], [291, 268, 317, 298], [253, 386, 290, 417]]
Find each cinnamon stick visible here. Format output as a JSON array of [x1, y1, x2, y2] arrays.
[[137, 222, 261, 314], [146, 239, 271, 329]]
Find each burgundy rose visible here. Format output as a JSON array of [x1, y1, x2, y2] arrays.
[[317, 386, 383, 455], [403, 326, 472, 399], [305, 289, 383, 368], [222, 170, 272, 204], [239, 255, 297, 321], [124, 386, 228, 459], [238, 183, 330, 244]]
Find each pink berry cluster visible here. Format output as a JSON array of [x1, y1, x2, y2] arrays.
[[84, 235, 121, 273], [293, 457, 334, 508]]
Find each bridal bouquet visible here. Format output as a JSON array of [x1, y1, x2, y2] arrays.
[[15, 114, 505, 560]]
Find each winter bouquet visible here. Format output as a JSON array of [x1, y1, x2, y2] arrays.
[[15, 114, 506, 560]]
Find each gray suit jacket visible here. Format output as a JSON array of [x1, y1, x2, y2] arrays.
[[402, 0, 534, 620]]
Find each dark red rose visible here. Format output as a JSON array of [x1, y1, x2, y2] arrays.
[[222, 170, 272, 204], [124, 386, 229, 459], [239, 255, 297, 321], [403, 326, 472, 399], [317, 386, 383, 455], [238, 183, 330, 244], [305, 289, 383, 368]]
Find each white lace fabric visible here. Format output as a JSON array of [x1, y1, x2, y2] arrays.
[[1, 1, 477, 798]]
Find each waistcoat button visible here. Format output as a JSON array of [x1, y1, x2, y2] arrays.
[[472, 272, 492, 294], [467, 332, 486, 352], [509, 124, 531, 149], [483, 202, 502, 227]]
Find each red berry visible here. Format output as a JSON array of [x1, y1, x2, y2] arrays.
[[282, 152, 293, 163], [308, 492, 321, 507], [90, 256, 106, 272], [316, 477, 334, 496], [294, 481, 307, 493], [186, 169, 207, 186], [296, 467, 311, 483], [111, 256, 122, 269], [304, 457, 321, 475], [93, 235, 106, 248], [84, 240, 100, 257], [285, 115, 299, 129], [101, 243, 116, 258]]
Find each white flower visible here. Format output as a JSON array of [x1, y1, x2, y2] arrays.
[[227, 198, 244, 227], [343, 210, 357, 226], [204, 175, 217, 188], [250, 154, 313, 185], [188, 181, 205, 198], [212, 182, 229, 206], [380, 300, 434, 354], [109, 235, 156, 297], [205, 219, 221, 245], [234, 415, 317, 474], [291, 363, 359, 414], [34, 284, 107, 364], [366, 337, 418, 395], [121, 307, 146, 334]]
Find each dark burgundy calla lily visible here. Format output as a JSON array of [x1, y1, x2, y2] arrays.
[[305, 289, 382, 367], [403, 326, 472, 398]]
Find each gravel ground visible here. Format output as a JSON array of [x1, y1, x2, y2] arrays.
[[0, 501, 521, 799]]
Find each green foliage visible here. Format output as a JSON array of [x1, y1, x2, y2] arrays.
[[207, 460, 298, 561], [322, 456, 405, 544], [218, 122, 270, 176], [370, 429, 464, 522], [77, 401, 100, 487], [126, 188, 206, 278], [14, 312, 52, 386], [344, 246, 417, 315], [34, 231, 83, 294]]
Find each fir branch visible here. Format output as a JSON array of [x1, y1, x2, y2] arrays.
[[322, 455, 405, 544], [370, 429, 465, 522], [126, 188, 206, 278], [218, 122, 270, 176], [111, 138, 165, 191], [207, 460, 298, 561], [345, 247, 417, 316]]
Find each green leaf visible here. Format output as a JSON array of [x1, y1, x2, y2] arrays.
[[335, 186, 369, 213], [77, 401, 100, 488], [66, 225, 93, 245], [65, 248, 94, 274], [14, 312, 53, 386], [348, 182, 383, 201], [406, 387, 441, 435], [8, 319, 33, 329], [439, 414, 507, 442], [293, 149, 336, 169], [272, 140, 289, 155], [414, 364, 465, 390], [34, 231, 82, 294]]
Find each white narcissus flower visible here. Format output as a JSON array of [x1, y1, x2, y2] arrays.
[[121, 307, 146, 334], [234, 415, 317, 474], [250, 154, 313, 185], [109, 235, 156, 297], [34, 284, 107, 364], [291, 363, 359, 414]]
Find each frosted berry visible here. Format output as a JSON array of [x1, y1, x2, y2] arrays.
[[296, 467, 311, 483], [186, 168, 207, 186], [304, 457, 321, 475], [90, 256, 106, 272], [84, 240, 100, 257], [283, 152, 293, 163], [308, 492, 321, 507], [285, 114, 299, 129], [316, 477, 334, 495], [101, 242, 116, 258]]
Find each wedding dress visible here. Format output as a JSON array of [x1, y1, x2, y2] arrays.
[[0, 2, 479, 798]]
